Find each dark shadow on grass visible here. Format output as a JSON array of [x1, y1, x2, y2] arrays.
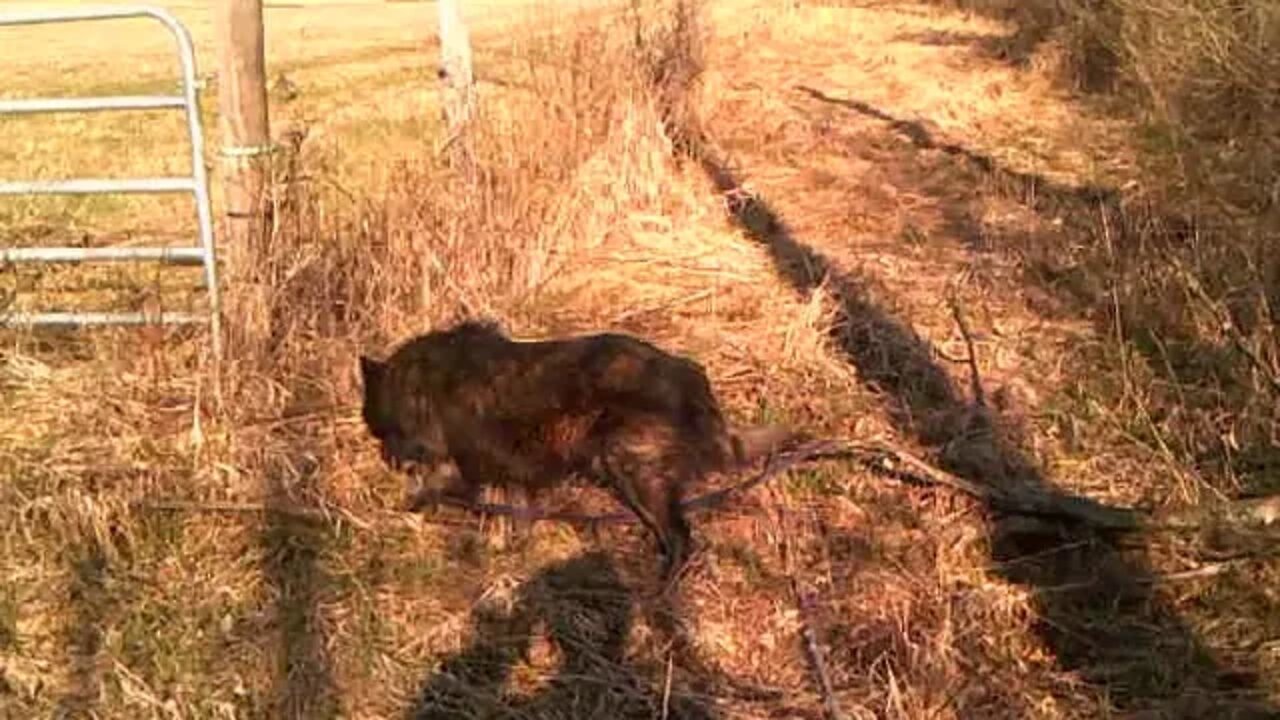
[[261, 452, 340, 719], [686, 137, 1280, 716], [407, 550, 720, 720], [57, 541, 108, 718], [899, 0, 1121, 88], [785, 0, 1069, 67], [797, 86, 1119, 210], [892, 28, 998, 48]]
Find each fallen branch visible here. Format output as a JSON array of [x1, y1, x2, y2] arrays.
[[791, 575, 844, 720], [405, 443, 824, 527], [828, 440, 1280, 534], [139, 439, 1280, 537], [947, 293, 986, 409]]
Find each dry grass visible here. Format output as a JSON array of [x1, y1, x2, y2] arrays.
[[686, 0, 1280, 714], [3, 0, 1279, 718], [3, 1, 877, 717], [917, 0, 1280, 498]]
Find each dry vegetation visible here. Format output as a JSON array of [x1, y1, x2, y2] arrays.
[[924, 0, 1280, 494], [2, 0, 1278, 719]]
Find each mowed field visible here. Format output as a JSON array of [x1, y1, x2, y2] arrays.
[[3, 0, 1279, 718]]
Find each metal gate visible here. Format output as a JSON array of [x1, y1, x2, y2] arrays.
[[0, 5, 221, 358]]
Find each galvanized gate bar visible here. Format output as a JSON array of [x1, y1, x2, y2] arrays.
[[0, 95, 187, 113], [4, 312, 207, 326], [0, 4, 222, 359], [2, 247, 206, 264], [0, 4, 181, 25], [0, 178, 198, 194]]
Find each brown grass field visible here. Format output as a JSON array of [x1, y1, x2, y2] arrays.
[[2, 0, 1278, 718]]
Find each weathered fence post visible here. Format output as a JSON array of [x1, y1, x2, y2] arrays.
[[212, 0, 272, 356], [436, 0, 476, 179]]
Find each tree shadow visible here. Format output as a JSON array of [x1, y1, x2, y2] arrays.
[[260, 450, 341, 719], [890, 28, 996, 48], [797, 86, 1119, 211], [407, 550, 720, 720], [56, 541, 108, 719], [896, 0, 1121, 89], [807, 0, 1068, 68], [685, 130, 1280, 716]]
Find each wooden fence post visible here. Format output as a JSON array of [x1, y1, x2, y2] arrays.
[[436, 0, 476, 179], [212, 0, 272, 356]]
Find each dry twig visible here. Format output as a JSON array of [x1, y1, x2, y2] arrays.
[[947, 292, 986, 409]]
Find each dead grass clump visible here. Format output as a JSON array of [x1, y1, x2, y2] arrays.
[[1023, 206, 1280, 502], [224, 3, 692, 363], [1106, 0, 1279, 210]]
